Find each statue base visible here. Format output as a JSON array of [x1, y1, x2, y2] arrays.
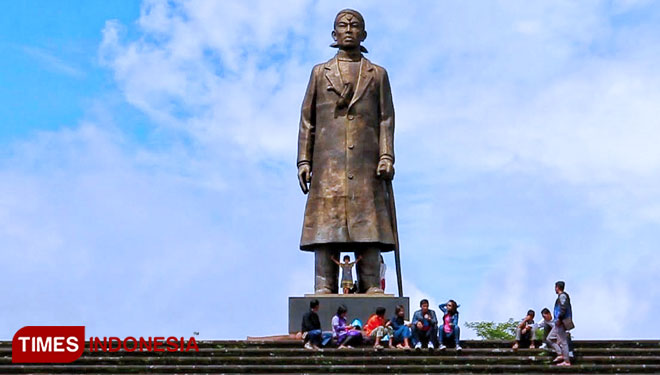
[[288, 294, 410, 333]]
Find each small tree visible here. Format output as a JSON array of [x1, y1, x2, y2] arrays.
[[465, 319, 518, 340]]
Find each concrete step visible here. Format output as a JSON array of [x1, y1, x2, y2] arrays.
[[3, 347, 659, 358], [4, 355, 660, 365], [2, 339, 658, 349], [4, 363, 660, 373], [203, 339, 660, 349], [0, 374, 585, 375], [18, 374, 660, 375], [3, 340, 658, 374]]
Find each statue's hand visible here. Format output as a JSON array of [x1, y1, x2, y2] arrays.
[[298, 163, 312, 194], [376, 158, 394, 180]]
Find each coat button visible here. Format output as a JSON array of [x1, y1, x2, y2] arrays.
[[348, 114, 355, 120], [348, 144, 354, 149], [348, 174, 354, 179]]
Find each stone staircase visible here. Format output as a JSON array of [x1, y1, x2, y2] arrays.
[[2, 339, 659, 374]]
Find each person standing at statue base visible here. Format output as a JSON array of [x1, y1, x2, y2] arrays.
[[332, 255, 362, 294]]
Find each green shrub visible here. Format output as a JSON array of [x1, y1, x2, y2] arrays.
[[535, 328, 545, 340], [465, 319, 518, 340]]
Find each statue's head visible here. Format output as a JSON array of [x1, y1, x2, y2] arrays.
[[331, 9, 367, 52]]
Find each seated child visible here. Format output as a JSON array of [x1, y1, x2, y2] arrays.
[[438, 299, 462, 351], [332, 304, 362, 349], [536, 308, 553, 348], [390, 304, 412, 349], [300, 299, 332, 350], [537, 308, 574, 357], [512, 309, 536, 349], [412, 299, 438, 350], [364, 307, 394, 349]]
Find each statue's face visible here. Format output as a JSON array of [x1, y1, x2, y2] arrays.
[[332, 13, 366, 49]]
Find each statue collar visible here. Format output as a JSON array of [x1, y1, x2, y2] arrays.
[[323, 56, 375, 110]]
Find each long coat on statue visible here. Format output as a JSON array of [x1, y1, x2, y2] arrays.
[[297, 56, 396, 251]]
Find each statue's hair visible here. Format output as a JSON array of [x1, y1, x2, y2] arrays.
[[331, 9, 368, 53], [334, 9, 365, 28]]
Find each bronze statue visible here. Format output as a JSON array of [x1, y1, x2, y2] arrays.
[[297, 9, 397, 294]]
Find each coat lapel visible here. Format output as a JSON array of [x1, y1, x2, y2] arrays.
[[323, 57, 343, 96], [348, 58, 374, 109]]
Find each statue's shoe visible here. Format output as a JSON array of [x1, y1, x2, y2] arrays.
[[365, 287, 384, 294]]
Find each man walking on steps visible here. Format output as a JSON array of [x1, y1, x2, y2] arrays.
[[548, 281, 574, 367]]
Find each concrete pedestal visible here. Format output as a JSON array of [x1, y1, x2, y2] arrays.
[[288, 294, 410, 333]]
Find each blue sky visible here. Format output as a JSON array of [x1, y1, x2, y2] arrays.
[[2, 0, 660, 340], [0, 1, 143, 142]]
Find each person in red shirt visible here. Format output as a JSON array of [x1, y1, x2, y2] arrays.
[[363, 307, 394, 349]]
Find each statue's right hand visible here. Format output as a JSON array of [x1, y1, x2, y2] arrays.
[[298, 163, 312, 194]]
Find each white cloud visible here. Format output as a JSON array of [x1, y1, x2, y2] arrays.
[[100, 1, 660, 229], [466, 241, 660, 339], [0, 121, 309, 338], [21, 46, 85, 78]]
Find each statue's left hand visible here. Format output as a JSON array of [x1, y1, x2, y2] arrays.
[[298, 163, 312, 194], [376, 158, 394, 180]]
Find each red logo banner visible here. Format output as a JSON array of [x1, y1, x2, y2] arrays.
[[12, 326, 85, 363]]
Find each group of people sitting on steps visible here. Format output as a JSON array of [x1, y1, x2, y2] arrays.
[[299, 281, 575, 367], [299, 298, 462, 351]]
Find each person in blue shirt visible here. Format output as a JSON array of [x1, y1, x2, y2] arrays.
[[411, 299, 438, 350], [438, 299, 462, 351], [548, 281, 573, 367], [389, 304, 412, 349]]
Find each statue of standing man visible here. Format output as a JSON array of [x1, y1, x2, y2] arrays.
[[297, 9, 396, 294]]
